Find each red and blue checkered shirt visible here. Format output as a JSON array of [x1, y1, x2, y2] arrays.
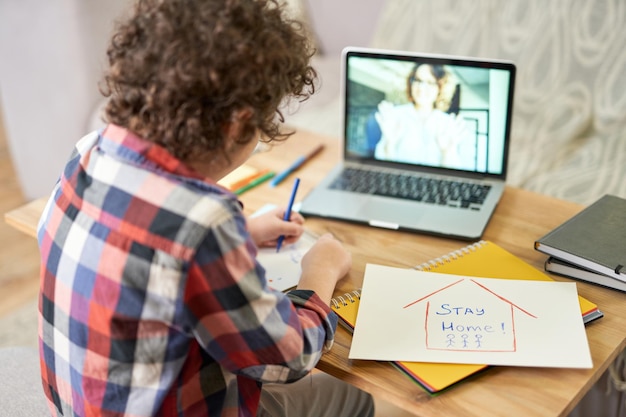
[[37, 124, 338, 416]]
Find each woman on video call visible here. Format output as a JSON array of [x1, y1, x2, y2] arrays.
[[373, 63, 476, 170]]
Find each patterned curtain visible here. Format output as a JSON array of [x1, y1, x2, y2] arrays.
[[371, 0, 626, 205]]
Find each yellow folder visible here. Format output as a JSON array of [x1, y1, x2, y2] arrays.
[[330, 240, 601, 393]]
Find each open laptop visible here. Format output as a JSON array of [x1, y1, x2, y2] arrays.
[[299, 47, 516, 240]]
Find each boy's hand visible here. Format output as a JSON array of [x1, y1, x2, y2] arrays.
[[248, 206, 305, 248], [301, 234, 352, 282], [298, 233, 352, 303]]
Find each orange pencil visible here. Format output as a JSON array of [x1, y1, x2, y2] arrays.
[[228, 168, 271, 191]]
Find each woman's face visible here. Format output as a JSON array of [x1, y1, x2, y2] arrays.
[[411, 64, 439, 109]]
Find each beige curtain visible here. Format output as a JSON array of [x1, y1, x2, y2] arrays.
[[371, 0, 626, 205]]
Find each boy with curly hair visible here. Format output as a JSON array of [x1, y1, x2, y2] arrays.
[[36, 0, 374, 415]]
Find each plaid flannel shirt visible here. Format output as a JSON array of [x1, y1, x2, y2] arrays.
[[37, 124, 337, 416]]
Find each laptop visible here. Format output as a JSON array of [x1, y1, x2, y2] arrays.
[[299, 47, 516, 240]]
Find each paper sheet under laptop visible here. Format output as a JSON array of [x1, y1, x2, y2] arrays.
[[300, 47, 516, 240]]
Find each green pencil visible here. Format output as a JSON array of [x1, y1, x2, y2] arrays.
[[234, 171, 275, 195]]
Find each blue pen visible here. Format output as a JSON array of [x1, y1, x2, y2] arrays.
[[276, 178, 301, 252], [270, 144, 324, 187]]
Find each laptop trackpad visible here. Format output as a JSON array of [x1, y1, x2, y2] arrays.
[[302, 191, 370, 219], [358, 198, 422, 228]]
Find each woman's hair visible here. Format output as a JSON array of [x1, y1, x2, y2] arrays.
[[101, 0, 317, 161], [406, 63, 458, 112]]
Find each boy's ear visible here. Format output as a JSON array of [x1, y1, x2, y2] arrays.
[[224, 108, 254, 140]]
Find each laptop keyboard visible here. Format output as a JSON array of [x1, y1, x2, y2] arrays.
[[329, 167, 491, 210]]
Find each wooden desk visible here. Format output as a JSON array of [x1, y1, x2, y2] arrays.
[[6, 129, 626, 417]]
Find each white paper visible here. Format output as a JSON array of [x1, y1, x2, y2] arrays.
[[257, 231, 316, 292], [349, 264, 592, 369]]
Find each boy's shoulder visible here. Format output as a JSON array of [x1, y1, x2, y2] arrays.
[[63, 128, 243, 259]]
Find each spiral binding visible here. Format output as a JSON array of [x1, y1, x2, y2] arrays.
[[330, 241, 488, 308], [330, 289, 361, 309], [413, 240, 487, 271]]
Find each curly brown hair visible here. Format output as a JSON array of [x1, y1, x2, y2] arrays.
[[101, 0, 317, 161]]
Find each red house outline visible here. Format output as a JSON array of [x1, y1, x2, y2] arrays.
[[403, 278, 537, 352]]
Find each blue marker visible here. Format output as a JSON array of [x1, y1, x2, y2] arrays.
[[276, 178, 301, 252], [270, 144, 324, 187]]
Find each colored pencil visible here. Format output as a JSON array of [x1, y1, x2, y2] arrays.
[[228, 168, 271, 191], [276, 178, 301, 252], [269, 144, 324, 187], [233, 171, 275, 195]]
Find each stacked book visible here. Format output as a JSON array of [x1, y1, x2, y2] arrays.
[[534, 194, 626, 292]]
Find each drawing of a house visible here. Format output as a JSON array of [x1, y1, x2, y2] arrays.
[[403, 278, 537, 353]]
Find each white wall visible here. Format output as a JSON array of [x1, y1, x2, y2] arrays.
[[0, 0, 385, 199], [0, 0, 131, 200], [303, 0, 385, 55]]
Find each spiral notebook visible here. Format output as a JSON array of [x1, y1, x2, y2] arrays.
[[330, 240, 602, 393]]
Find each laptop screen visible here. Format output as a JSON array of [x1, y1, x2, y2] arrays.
[[343, 48, 516, 178]]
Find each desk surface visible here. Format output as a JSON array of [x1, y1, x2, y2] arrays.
[[5, 129, 626, 417]]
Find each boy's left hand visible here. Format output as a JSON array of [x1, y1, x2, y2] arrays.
[[248, 206, 305, 248]]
